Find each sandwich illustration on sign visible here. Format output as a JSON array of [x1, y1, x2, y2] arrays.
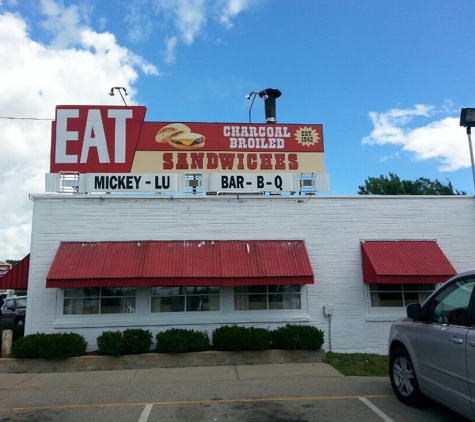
[[155, 123, 206, 150]]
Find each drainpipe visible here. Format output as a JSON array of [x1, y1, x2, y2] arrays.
[[323, 304, 333, 352]]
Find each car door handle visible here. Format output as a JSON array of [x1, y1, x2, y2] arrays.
[[449, 337, 463, 344], [469, 341, 475, 347]]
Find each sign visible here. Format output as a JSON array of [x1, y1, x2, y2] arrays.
[[0, 264, 12, 276], [45, 172, 330, 193], [82, 173, 179, 192], [50, 106, 325, 174], [208, 173, 293, 192], [51, 106, 146, 174]]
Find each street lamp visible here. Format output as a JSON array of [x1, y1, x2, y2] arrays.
[[460, 108, 475, 192], [245, 91, 259, 123], [109, 87, 129, 106]]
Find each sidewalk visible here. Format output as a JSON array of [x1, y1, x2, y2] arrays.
[[0, 349, 326, 373], [0, 362, 343, 390]]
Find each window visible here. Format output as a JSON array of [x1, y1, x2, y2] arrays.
[[4, 297, 27, 310], [14, 297, 27, 308], [151, 286, 220, 312], [369, 284, 435, 308], [426, 278, 475, 326], [63, 287, 136, 315], [234, 285, 301, 310]]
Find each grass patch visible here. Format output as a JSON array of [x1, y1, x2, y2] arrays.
[[324, 352, 389, 376]]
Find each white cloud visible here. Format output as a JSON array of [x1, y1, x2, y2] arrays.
[[0, 224, 32, 261], [3, 0, 19, 8], [40, 0, 84, 47], [0, 6, 158, 260], [172, 0, 207, 45], [124, 1, 154, 43], [164, 36, 178, 64], [362, 105, 469, 172], [126, 0, 260, 62], [217, 0, 254, 29]]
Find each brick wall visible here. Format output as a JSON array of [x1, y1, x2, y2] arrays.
[[27, 194, 475, 354]]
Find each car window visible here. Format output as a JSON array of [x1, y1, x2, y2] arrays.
[[426, 278, 475, 327], [3, 299, 14, 309], [15, 298, 27, 308]]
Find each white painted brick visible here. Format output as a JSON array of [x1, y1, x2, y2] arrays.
[[26, 195, 475, 354]]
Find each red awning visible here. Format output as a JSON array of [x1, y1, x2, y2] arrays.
[[0, 254, 30, 290], [361, 240, 456, 284], [46, 240, 314, 288]]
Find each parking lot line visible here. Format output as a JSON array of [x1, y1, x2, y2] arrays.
[[138, 404, 153, 422], [359, 397, 394, 422], [0, 394, 395, 412]]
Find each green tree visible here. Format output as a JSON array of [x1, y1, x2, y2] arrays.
[[6, 260, 20, 267], [358, 173, 467, 195]]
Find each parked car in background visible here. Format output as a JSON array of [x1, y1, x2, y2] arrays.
[[0, 290, 15, 299], [1, 296, 27, 326], [389, 270, 475, 421]]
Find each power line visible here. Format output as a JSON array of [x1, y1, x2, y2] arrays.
[[0, 116, 53, 121]]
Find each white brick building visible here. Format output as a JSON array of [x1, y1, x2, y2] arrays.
[[25, 194, 475, 355]]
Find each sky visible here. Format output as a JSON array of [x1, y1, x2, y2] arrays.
[[1, 0, 475, 260]]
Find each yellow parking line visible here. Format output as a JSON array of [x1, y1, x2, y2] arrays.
[[0, 394, 395, 412]]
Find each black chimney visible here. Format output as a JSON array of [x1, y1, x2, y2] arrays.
[[259, 88, 281, 124]]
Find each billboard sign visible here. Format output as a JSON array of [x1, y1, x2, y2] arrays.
[[67, 172, 296, 193], [82, 173, 180, 192], [50, 106, 325, 175], [0, 264, 12, 276], [207, 173, 294, 192]]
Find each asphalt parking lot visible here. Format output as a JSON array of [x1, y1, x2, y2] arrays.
[[0, 363, 469, 422]]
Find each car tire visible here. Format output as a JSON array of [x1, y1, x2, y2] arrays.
[[389, 346, 422, 406]]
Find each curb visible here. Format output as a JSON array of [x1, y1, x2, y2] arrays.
[[0, 349, 325, 373]]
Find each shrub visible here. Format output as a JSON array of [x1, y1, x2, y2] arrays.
[[212, 325, 271, 351], [271, 324, 324, 350], [96, 331, 126, 356], [41, 333, 88, 359], [12, 332, 87, 359], [11, 334, 45, 359], [156, 329, 210, 354], [123, 328, 153, 354]]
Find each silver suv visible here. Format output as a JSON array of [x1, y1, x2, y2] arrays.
[[389, 270, 475, 421]]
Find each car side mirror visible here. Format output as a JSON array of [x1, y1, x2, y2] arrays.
[[407, 303, 422, 321]]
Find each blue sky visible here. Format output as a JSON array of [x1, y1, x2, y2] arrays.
[[1, 0, 475, 259]]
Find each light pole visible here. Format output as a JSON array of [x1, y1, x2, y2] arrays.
[[109, 87, 129, 106], [245, 91, 259, 123], [460, 108, 475, 192]]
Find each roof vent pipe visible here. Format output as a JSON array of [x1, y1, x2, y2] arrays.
[[259, 88, 281, 124]]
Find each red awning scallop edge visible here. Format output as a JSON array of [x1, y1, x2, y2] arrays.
[[46, 240, 314, 288], [361, 240, 456, 284]]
